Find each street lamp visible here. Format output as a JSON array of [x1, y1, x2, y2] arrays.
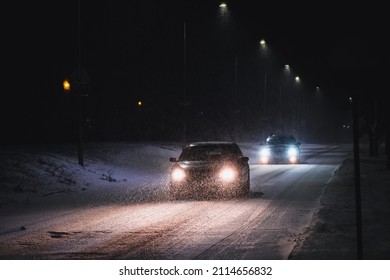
[[63, 80, 71, 93], [218, 2, 231, 25], [260, 39, 267, 49], [219, 2, 229, 14], [219, 2, 227, 9]]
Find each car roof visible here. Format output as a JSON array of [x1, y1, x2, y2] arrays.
[[266, 135, 298, 145], [268, 134, 295, 138], [185, 141, 238, 147]]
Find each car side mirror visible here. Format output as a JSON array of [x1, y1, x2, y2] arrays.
[[169, 157, 177, 162]]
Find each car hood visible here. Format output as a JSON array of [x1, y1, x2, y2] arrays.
[[174, 160, 233, 170]]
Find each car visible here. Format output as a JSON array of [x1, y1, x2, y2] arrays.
[[169, 141, 250, 199], [259, 134, 301, 164]]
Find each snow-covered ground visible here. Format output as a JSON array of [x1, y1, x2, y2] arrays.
[[1, 141, 389, 259], [290, 144, 390, 260], [0, 142, 183, 210]]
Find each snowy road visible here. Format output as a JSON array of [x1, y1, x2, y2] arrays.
[[0, 144, 350, 259]]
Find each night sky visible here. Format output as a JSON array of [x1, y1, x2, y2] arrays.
[[2, 1, 389, 144]]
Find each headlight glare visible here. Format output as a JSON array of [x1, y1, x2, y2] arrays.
[[260, 147, 270, 157], [260, 147, 270, 164], [287, 147, 298, 157], [287, 147, 299, 163], [171, 167, 186, 181], [219, 167, 237, 182]]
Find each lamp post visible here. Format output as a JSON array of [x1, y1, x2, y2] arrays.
[[182, 21, 187, 144], [77, 0, 84, 166], [351, 94, 363, 259], [293, 75, 301, 134], [233, 53, 238, 141], [218, 2, 239, 141], [259, 39, 268, 116], [278, 65, 291, 125]]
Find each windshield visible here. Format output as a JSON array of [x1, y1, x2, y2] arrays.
[[266, 135, 297, 145], [179, 144, 243, 161]]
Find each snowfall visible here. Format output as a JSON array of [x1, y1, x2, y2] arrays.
[[0, 141, 390, 261]]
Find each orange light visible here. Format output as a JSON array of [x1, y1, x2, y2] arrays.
[[63, 80, 70, 92], [137, 101, 142, 106]]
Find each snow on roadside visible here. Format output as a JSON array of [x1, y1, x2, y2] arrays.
[[0, 142, 183, 210], [289, 145, 390, 259]]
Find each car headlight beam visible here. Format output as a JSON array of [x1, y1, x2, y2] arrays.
[[171, 167, 186, 182], [287, 146, 299, 163], [219, 167, 237, 182], [287, 147, 298, 157], [260, 147, 271, 164]]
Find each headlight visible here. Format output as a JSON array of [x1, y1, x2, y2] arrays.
[[287, 147, 298, 157], [287, 147, 299, 163], [219, 167, 237, 182], [171, 167, 186, 182], [260, 147, 270, 164]]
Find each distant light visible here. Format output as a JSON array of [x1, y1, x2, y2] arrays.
[[63, 80, 70, 92], [218, 2, 230, 21], [284, 64, 290, 70], [295, 76, 301, 82], [219, 3, 227, 8], [259, 39, 268, 54], [137, 101, 142, 106]]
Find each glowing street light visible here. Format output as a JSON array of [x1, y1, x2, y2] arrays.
[[137, 100, 143, 112], [295, 76, 301, 83], [63, 79, 71, 93], [218, 2, 229, 18]]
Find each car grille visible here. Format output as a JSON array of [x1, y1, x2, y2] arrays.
[[188, 168, 215, 181], [270, 147, 286, 155]]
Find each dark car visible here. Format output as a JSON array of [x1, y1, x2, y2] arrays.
[[259, 135, 301, 164], [169, 142, 250, 199]]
